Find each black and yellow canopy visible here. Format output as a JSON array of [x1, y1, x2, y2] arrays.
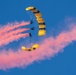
[[21, 44, 39, 51], [26, 6, 46, 36]]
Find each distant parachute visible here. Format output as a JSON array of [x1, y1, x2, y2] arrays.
[[21, 44, 39, 51], [26, 6, 46, 36]]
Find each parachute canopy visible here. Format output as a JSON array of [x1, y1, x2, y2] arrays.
[[21, 44, 39, 51], [26, 6, 46, 36]]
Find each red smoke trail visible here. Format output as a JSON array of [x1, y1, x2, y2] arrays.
[[0, 23, 76, 70], [0, 21, 30, 36]]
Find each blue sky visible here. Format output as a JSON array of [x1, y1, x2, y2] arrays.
[[0, 0, 76, 75]]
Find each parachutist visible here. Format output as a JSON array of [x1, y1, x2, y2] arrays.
[[31, 27, 35, 30], [30, 20, 33, 24], [29, 33, 32, 37]]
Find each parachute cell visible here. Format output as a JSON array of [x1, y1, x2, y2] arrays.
[[21, 46, 28, 51]]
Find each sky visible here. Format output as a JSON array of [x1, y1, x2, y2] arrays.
[[0, 0, 76, 75]]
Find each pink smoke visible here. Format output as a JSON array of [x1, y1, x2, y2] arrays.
[[0, 23, 76, 70], [0, 28, 29, 39], [0, 33, 29, 46], [0, 22, 30, 46], [0, 21, 30, 36]]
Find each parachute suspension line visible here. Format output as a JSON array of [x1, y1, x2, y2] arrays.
[[26, 10, 36, 29], [29, 36, 32, 44], [26, 11, 35, 46], [26, 11, 35, 22]]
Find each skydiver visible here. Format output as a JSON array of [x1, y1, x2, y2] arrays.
[[30, 19, 33, 24], [30, 27, 35, 30], [29, 33, 32, 37]]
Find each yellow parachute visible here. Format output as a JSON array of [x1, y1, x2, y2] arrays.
[[26, 6, 46, 36], [21, 6, 46, 51], [21, 44, 39, 51]]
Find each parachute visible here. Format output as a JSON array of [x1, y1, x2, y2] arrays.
[[21, 44, 39, 51], [26, 6, 46, 36], [21, 6, 46, 51]]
